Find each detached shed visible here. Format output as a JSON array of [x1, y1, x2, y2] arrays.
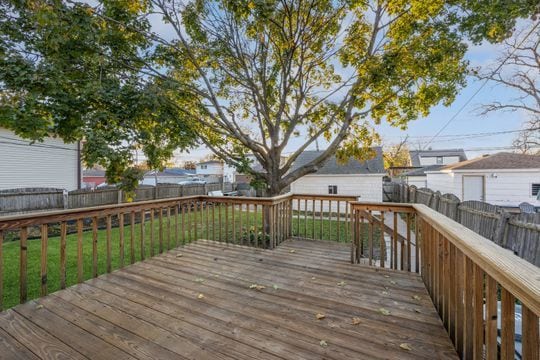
[[290, 148, 386, 203], [426, 152, 540, 207]]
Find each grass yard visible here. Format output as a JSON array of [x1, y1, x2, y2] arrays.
[[1, 206, 375, 309]]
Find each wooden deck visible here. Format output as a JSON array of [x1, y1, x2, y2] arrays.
[[0, 239, 457, 359]]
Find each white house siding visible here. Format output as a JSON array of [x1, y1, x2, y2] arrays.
[[291, 174, 384, 212], [196, 162, 224, 176], [427, 169, 540, 207], [0, 129, 79, 190], [419, 156, 460, 166]]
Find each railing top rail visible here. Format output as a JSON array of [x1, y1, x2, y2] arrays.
[[413, 203, 540, 315], [292, 194, 359, 201], [349, 202, 416, 213]]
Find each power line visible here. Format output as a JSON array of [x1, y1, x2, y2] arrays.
[[422, 21, 540, 150]]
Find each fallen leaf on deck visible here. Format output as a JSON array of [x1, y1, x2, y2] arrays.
[[316, 313, 326, 320], [249, 284, 266, 291], [351, 317, 361, 325], [389, 280, 396, 285], [197, 294, 205, 299], [337, 281, 346, 287], [194, 278, 205, 283], [289, 249, 296, 253], [384, 275, 390, 278], [319, 340, 328, 347], [35, 304, 44, 310], [272, 284, 279, 290], [311, 277, 316, 280], [400, 343, 413, 351], [412, 295, 421, 301], [414, 309, 422, 313], [381, 291, 389, 295], [176, 253, 183, 257], [377, 308, 391, 316]]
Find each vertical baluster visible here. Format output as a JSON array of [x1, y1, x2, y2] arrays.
[[159, 208, 164, 253], [269, 204, 275, 248], [406, 213, 411, 272], [106, 216, 112, 272], [443, 236, 450, 330], [0, 230, 3, 311], [187, 202, 192, 242], [311, 199, 315, 239], [304, 199, 308, 237], [60, 222, 67, 288], [254, 204, 258, 246], [296, 198, 300, 236], [77, 219, 84, 283], [140, 210, 145, 261], [225, 203, 230, 244], [337, 201, 340, 242], [328, 200, 332, 241], [379, 211, 385, 268], [485, 276, 498, 360], [212, 202, 216, 241], [415, 214, 420, 273], [206, 200, 210, 240], [368, 210, 373, 266], [500, 288, 515, 360], [319, 200, 323, 240], [130, 211, 136, 263], [219, 202, 223, 243], [463, 257, 474, 360], [92, 217, 98, 277], [150, 209, 155, 256], [181, 204, 185, 245], [392, 212, 398, 270], [437, 233, 444, 317], [193, 203, 198, 241], [232, 202, 236, 244], [40, 224, 48, 296], [455, 251, 465, 357], [20, 227, 28, 303], [522, 305, 539, 360], [449, 243, 456, 344], [472, 265, 485, 359], [118, 213, 125, 267], [167, 207, 171, 250], [238, 202, 243, 245], [174, 205, 179, 247]]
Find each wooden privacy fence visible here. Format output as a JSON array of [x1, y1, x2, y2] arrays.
[[351, 202, 540, 360], [0, 183, 228, 215], [387, 183, 540, 266], [0, 193, 354, 310]]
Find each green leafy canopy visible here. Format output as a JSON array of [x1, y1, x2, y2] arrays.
[[0, 1, 537, 193]]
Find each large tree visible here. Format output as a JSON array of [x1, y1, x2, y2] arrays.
[[478, 21, 540, 154], [1, 0, 537, 194]]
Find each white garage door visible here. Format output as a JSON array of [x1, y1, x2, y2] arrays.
[[463, 176, 484, 201]]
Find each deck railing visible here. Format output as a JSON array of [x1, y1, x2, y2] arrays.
[[0, 193, 356, 310], [351, 202, 540, 360]]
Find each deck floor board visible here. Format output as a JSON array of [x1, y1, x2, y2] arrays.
[[0, 239, 457, 359]]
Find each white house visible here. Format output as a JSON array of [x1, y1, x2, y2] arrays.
[[0, 128, 81, 190], [409, 149, 467, 167], [426, 152, 540, 207], [290, 148, 386, 207], [401, 149, 467, 187]]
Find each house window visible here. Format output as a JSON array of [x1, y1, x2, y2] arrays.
[[436, 156, 443, 164], [328, 185, 338, 194], [532, 183, 540, 196], [201, 165, 207, 169]]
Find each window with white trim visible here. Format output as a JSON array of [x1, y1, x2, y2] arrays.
[[328, 185, 338, 194]]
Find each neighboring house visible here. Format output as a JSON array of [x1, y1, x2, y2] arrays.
[[141, 168, 196, 186], [409, 149, 467, 167], [82, 168, 106, 189], [426, 152, 540, 206], [401, 165, 444, 188], [290, 148, 386, 205], [0, 128, 81, 190]]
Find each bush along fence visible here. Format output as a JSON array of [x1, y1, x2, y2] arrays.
[[384, 182, 540, 266], [0, 183, 232, 216]]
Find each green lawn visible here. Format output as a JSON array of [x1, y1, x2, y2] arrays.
[[1, 206, 374, 309]]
